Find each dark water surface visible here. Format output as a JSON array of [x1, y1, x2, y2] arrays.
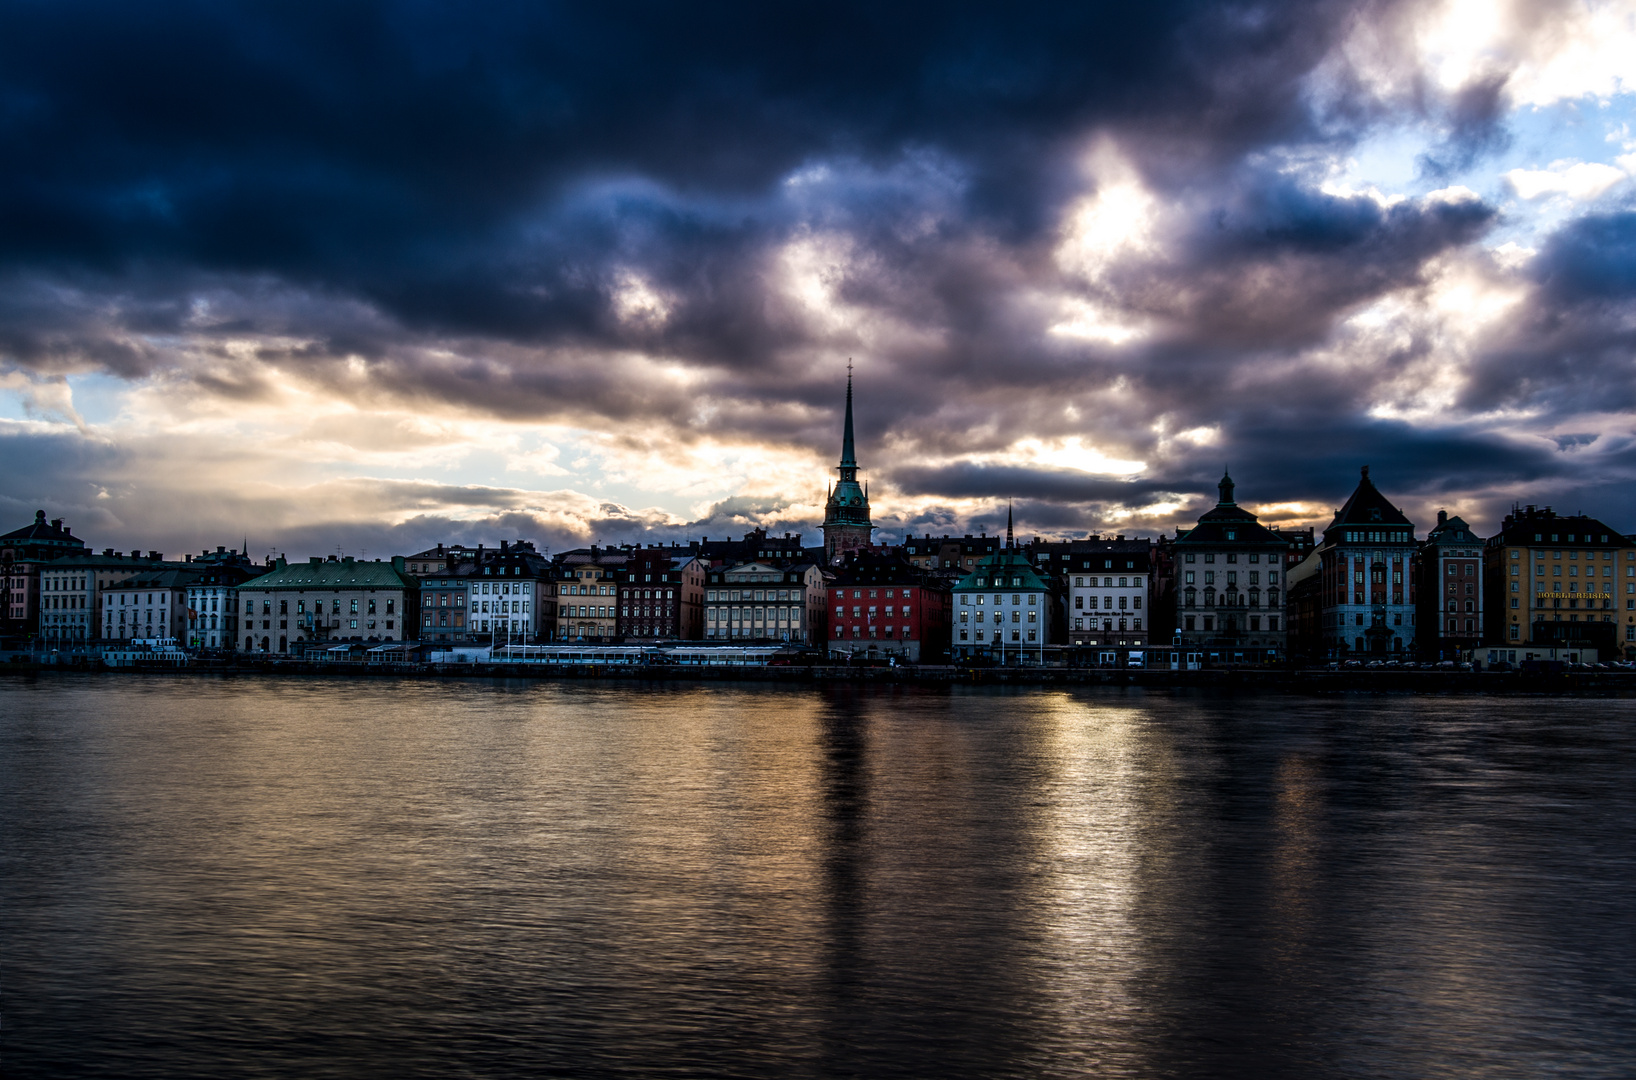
[[4, 676, 1634, 1078]]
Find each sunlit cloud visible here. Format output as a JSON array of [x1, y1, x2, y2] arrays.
[[1507, 160, 1630, 200]]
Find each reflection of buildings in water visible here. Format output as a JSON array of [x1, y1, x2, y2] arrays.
[[814, 692, 871, 1072], [815, 687, 1051, 1073], [819, 693, 870, 951]]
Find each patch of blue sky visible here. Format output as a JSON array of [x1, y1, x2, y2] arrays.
[[1342, 94, 1633, 197], [0, 390, 29, 423], [1337, 93, 1635, 251], [63, 372, 130, 426]]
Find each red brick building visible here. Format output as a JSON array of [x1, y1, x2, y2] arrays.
[[827, 551, 949, 662]]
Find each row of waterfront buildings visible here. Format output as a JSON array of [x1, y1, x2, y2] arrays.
[[6, 377, 1633, 665]]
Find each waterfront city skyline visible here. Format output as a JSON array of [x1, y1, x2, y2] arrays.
[[2, 2, 1635, 561]]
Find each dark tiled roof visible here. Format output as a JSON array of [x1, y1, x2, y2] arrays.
[[1491, 510, 1628, 547], [108, 568, 207, 590], [1, 510, 79, 544], [1426, 514, 1483, 544], [1179, 473, 1286, 547], [831, 552, 937, 587], [1328, 466, 1413, 529]]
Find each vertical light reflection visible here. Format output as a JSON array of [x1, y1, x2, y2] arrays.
[[1268, 752, 1323, 969], [1023, 692, 1173, 1071]]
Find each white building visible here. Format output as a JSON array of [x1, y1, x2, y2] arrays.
[[103, 569, 197, 642]]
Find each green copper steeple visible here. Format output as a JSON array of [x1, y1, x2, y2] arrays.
[[822, 363, 874, 564]]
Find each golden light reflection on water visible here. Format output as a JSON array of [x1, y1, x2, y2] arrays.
[[1270, 751, 1324, 963], [1025, 694, 1154, 1061]]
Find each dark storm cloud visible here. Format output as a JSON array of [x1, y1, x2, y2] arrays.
[[892, 463, 1182, 504], [1176, 173, 1495, 340], [0, 0, 1351, 339], [1222, 417, 1563, 497], [1458, 208, 1636, 421], [1534, 209, 1636, 302]]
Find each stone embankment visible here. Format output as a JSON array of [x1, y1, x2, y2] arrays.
[[8, 655, 1636, 695]]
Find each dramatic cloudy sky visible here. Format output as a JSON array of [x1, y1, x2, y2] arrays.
[[3, 0, 1635, 558]]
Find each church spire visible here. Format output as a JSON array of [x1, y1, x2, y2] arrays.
[[1006, 500, 1014, 548], [821, 362, 874, 564], [840, 360, 857, 470]]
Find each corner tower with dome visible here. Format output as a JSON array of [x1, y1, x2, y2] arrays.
[[821, 370, 875, 565]]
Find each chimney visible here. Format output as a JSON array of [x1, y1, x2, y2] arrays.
[[52, 518, 63, 530], [185, 554, 192, 562], [103, 548, 113, 556], [1437, 510, 1447, 525], [311, 556, 322, 565], [437, 543, 444, 554], [63, 526, 71, 537], [501, 540, 509, 552]]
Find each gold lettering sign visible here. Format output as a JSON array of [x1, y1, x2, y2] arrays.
[[1536, 592, 1611, 600]]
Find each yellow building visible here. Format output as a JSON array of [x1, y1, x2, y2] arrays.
[[1483, 506, 1634, 662], [555, 563, 617, 640]]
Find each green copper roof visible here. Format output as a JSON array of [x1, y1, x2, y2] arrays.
[[953, 546, 1051, 591]]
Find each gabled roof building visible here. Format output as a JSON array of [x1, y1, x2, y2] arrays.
[[1288, 466, 1418, 658]]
